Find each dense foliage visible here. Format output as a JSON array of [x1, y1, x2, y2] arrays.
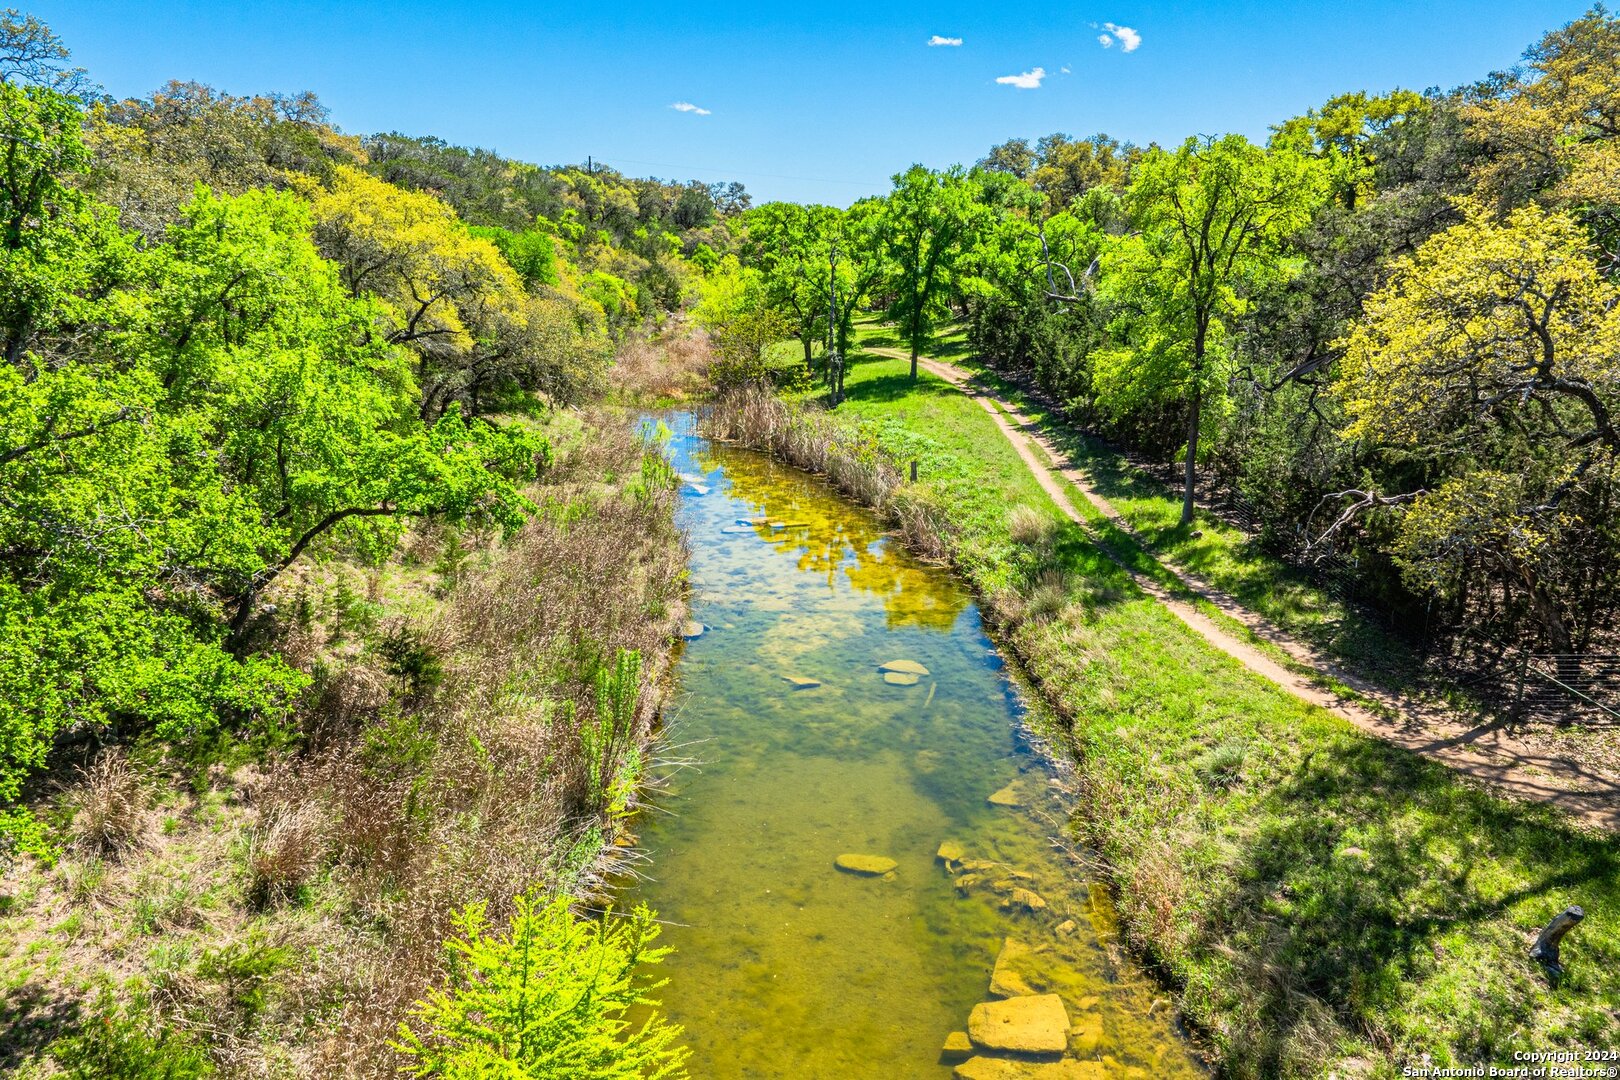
[[727, 7, 1620, 659], [0, 18, 735, 846]]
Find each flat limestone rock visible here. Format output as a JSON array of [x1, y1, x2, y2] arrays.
[[879, 659, 931, 676], [966, 993, 1071, 1055], [1053, 919, 1078, 939], [989, 938, 1048, 998], [936, 840, 966, 866], [941, 1031, 974, 1063], [835, 853, 898, 877], [680, 620, 706, 639], [782, 675, 822, 689], [1003, 887, 1048, 913], [988, 784, 1023, 808], [884, 671, 921, 686], [955, 1060, 1105, 1080], [1069, 1011, 1104, 1057]]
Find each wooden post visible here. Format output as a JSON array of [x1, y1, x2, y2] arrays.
[[1512, 650, 1530, 721], [910, 460, 918, 483], [1530, 905, 1584, 977]]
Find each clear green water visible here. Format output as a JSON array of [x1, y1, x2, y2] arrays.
[[630, 415, 1204, 1078]]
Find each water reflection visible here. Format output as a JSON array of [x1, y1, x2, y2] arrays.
[[694, 441, 971, 633]]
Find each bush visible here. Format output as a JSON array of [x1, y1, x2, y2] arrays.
[[395, 891, 688, 1079], [51, 993, 215, 1079]]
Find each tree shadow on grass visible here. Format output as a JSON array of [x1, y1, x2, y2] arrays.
[[840, 369, 959, 406], [1194, 729, 1620, 1072], [0, 981, 82, 1071]]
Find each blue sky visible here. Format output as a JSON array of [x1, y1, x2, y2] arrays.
[[45, 1, 1588, 206]]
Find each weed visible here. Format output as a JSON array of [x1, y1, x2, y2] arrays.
[[1191, 738, 1249, 788], [245, 802, 327, 906], [65, 751, 146, 856]]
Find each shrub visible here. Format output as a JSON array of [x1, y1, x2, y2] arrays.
[[196, 928, 293, 1030], [1007, 504, 1056, 549], [66, 751, 146, 855], [379, 621, 445, 701], [51, 993, 214, 1079], [395, 892, 687, 1079]]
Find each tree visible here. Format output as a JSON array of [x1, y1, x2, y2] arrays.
[[1108, 135, 1327, 524], [308, 165, 535, 420], [1336, 201, 1620, 653], [0, 8, 91, 95], [744, 201, 839, 369], [1462, 7, 1620, 273], [691, 256, 788, 388], [1271, 90, 1430, 210], [883, 165, 980, 380], [395, 893, 688, 1079]]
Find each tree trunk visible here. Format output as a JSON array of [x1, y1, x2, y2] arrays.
[[1182, 382, 1201, 527], [910, 343, 918, 382]]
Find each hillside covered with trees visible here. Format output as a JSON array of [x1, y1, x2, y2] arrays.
[[708, 7, 1620, 671]]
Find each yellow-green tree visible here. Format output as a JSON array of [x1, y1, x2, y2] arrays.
[[307, 165, 530, 418], [1337, 201, 1620, 651]]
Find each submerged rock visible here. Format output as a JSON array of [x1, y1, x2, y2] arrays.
[[1003, 887, 1048, 913], [834, 854, 898, 877], [680, 620, 706, 640], [941, 1031, 974, 1063], [878, 659, 931, 676], [1053, 919, 1078, 939], [954, 1060, 1105, 1080], [987, 784, 1023, 807], [883, 671, 921, 686], [936, 840, 966, 867], [782, 675, 822, 690], [989, 938, 1048, 998], [1069, 1011, 1104, 1057], [967, 993, 1070, 1055]]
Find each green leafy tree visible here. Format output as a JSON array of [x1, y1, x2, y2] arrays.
[[396, 893, 688, 1079], [883, 165, 982, 380], [1106, 135, 1327, 523]]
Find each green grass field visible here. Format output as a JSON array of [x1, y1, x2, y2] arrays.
[[785, 322, 1620, 1078]]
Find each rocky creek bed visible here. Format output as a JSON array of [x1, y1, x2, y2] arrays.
[[624, 414, 1205, 1078]]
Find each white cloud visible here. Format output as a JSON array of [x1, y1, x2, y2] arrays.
[[669, 101, 711, 115], [1099, 22, 1141, 52], [927, 35, 963, 46], [1061, 65, 1072, 74], [995, 66, 1047, 89]]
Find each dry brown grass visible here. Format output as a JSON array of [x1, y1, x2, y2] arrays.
[[245, 799, 329, 906], [702, 385, 954, 562], [4, 412, 689, 1079], [1007, 504, 1056, 549], [608, 325, 713, 403], [65, 751, 147, 856]]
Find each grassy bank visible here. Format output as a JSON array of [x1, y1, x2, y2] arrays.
[[0, 412, 688, 1078], [715, 355, 1620, 1077]]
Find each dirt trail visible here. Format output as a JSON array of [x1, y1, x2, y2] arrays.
[[868, 346, 1619, 833]]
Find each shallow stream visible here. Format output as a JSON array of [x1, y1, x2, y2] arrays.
[[630, 414, 1203, 1078]]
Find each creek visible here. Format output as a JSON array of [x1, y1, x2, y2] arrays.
[[630, 413, 1204, 1078]]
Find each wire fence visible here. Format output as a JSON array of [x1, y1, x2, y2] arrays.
[[1512, 653, 1620, 724], [1210, 493, 1620, 723]]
